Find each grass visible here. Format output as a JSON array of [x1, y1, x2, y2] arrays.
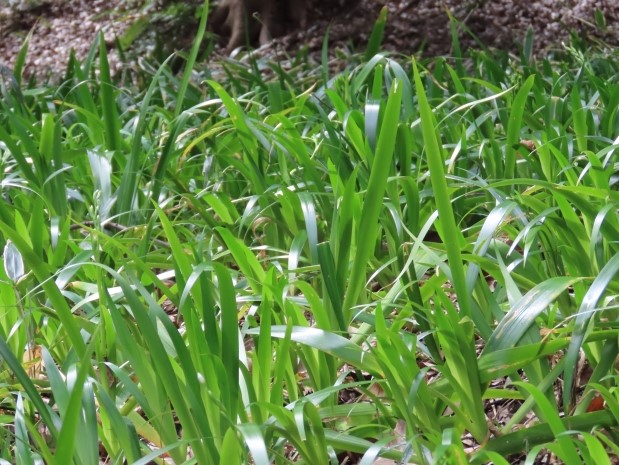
[[0, 7, 619, 464]]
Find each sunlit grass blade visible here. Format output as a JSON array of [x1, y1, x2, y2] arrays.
[[216, 226, 266, 294], [412, 56, 491, 442], [248, 326, 381, 375], [39, 113, 66, 217], [342, 78, 402, 320], [571, 84, 589, 153]]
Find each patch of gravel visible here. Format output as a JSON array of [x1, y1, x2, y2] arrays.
[[1, 0, 618, 80], [0, 0, 143, 78], [358, 0, 619, 58]]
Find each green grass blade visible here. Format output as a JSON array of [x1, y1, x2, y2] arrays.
[[317, 242, 346, 332], [176, 0, 209, 117], [0, 220, 86, 355], [485, 277, 582, 352], [563, 253, 619, 410], [342, 78, 402, 320], [0, 337, 58, 438], [115, 55, 175, 223], [98, 33, 122, 152], [214, 262, 240, 421], [216, 226, 266, 294], [505, 75, 535, 179], [248, 326, 381, 375], [364, 6, 388, 62], [411, 58, 481, 325]]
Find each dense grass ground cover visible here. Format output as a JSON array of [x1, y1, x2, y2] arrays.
[[1, 9, 619, 464]]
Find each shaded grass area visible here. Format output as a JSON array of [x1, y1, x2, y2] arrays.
[[1, 9, 619, 465]]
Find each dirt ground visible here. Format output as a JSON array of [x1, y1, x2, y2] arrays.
[[0, 0, 618, 80]]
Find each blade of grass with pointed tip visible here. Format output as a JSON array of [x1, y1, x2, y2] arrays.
[[39, 113, 66, 217], [342, 79, 402, 321], [412, 58, 476, 319], [68, 57, 105, 148], [12, 31, 32, 88], [411, 59, 490, 437], [115, 55, 175, 223], [318, 242, 346, 332], [563, 253, 619, 410], [176, 0, 209, 117], [505, 75, 535, 179], [98, 33, 122, 152], [214, 262, 240, 421], [364, 6, 388, 62], [571, 84, 588, 154], [216, 226, 266, 294], [485, 277, 582, 352]]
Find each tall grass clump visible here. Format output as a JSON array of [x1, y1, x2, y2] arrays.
[[0, 8, 618, 463]]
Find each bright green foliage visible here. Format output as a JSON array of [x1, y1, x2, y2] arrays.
[[0, 9, 619, 464]]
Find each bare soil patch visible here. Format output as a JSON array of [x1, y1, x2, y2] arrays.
[[1, 1, 618, 78]]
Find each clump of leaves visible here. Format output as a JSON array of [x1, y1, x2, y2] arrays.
[[1, 8, 619, 465]]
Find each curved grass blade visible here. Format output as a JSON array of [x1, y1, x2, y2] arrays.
[[0, 220, 86, 355], [563, 253, 619, 410], [485, 277, 581, 352], [364, 6, 388, 62], [237, 422, 270, 465], [484, 410, 615, 456], [97, 32, 122, 153], [505, 75, 535, 179], [115, 55, 175, 223], [248, 326, 381, 375], [176, 0, 210, 117], [0, 337, 59, 438], [96, 388, 142, 463], [342, 78, 402, 320]]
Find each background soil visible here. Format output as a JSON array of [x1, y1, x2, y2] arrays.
[[0, 0, 618, 80]]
